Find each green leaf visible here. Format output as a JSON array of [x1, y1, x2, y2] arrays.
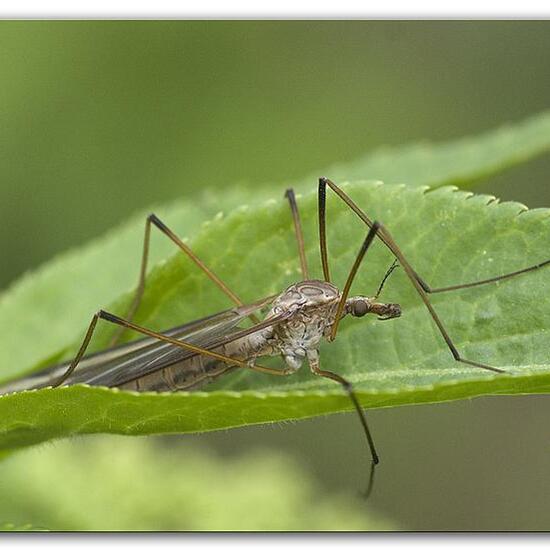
[[2, 111, 550, 386], [312, 109, 550, 188], [2, 180, 550, 450]]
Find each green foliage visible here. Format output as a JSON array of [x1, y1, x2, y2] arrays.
[[0, 436, 392, 531], [2, 112, 550, 451], [307, 109, 550, 188], [2, 177, 550, 449], [2, 110, 550, 384]]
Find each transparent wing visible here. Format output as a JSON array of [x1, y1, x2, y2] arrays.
[[0, 294, 277, 393]]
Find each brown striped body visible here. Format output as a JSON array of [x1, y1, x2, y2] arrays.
[[118, 341, 242, 392]]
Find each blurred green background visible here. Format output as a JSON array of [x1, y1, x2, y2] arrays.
[[2, 20, 550, 530]]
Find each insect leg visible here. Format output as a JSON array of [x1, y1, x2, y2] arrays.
[[54, 310, 295, 387], [110, 212, 256, 346], [307, 349, 379, 496], [318, 179, 331, 282], [319, 177, 504, 374], [319, 177, 550, 294], [284, 188, 309, 280], [330, 222, 382, 341]]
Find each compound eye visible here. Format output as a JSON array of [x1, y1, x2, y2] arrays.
[[352, 301, 368, 317]]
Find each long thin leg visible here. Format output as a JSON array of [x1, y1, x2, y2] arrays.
[[285, 189, 309, 280], [330, 222, 381, 341], [319, 177, 550, 294], [318, 180, 331, 282], [318, 178, 504, 374], [54, 309, 296, 388], [110, 213, 255, 346], [307, 349, 379, 497]]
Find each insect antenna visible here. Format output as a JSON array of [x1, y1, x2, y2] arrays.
[[375, 260, 399, 300]]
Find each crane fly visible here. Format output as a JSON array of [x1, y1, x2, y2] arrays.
[[2, 177, 550, 497]]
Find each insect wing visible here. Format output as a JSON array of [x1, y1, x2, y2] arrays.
[[0, 295, 277, 394], [76, 314, 245, 387], [84, 295, 285, 388], [55, 295, 277, 391]]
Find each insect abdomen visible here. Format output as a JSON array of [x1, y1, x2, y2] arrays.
[[118, 342, 240, 392]]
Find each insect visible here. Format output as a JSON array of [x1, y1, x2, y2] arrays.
[[2, 178, 549, 496]]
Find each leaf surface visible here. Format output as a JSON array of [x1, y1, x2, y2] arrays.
[[2, 181, 550, 449], [2, 111, 550, 385]]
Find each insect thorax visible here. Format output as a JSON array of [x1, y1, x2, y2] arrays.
[[267, 280, 342, 368]]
